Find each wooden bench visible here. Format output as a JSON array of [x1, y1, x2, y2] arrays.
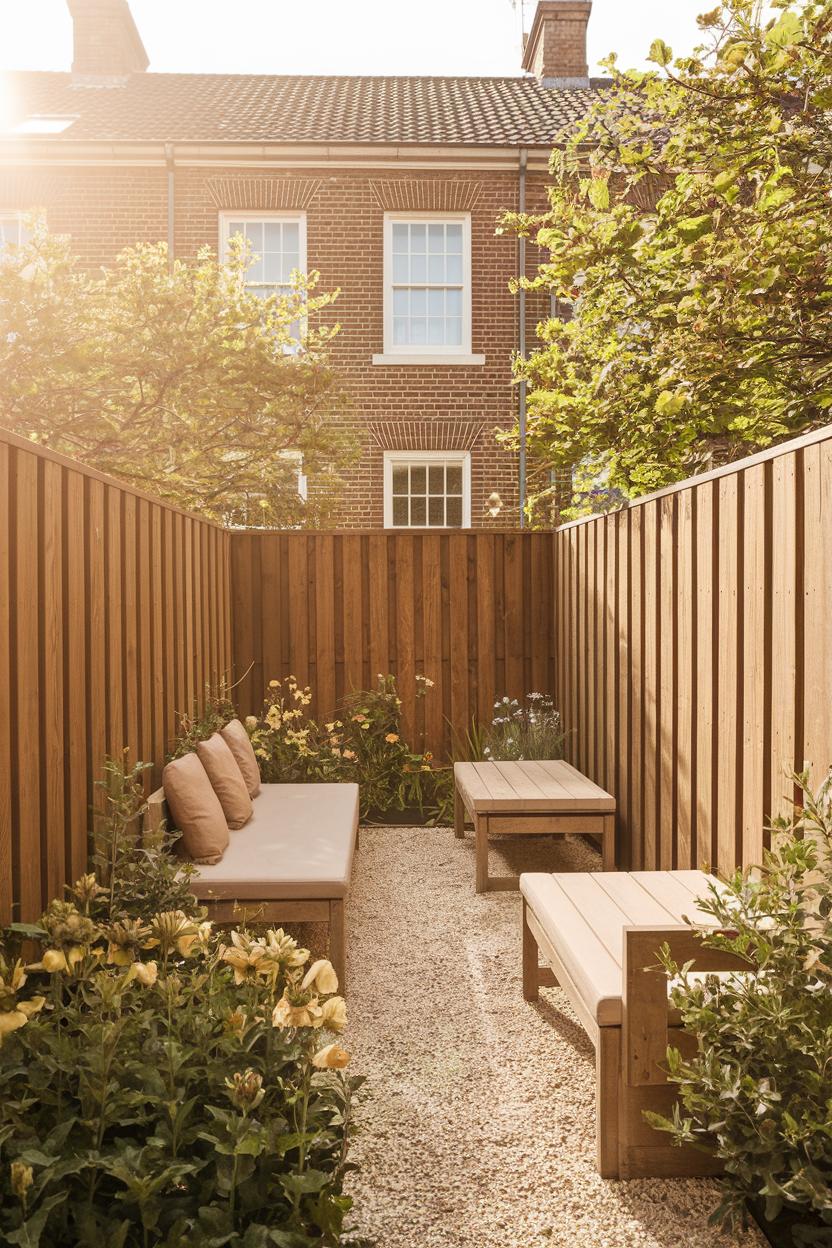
[[146, 782, 359, 989], [521, 869, 749, 1178], [454, 760, 616, 892]]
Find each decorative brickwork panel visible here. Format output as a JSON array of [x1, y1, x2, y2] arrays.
[[369, 180, 482, 212], [205, 177, 322, 210]]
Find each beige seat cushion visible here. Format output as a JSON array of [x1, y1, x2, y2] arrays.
[[520, 869, 719, 1026], [163, 753, 230, 865], [196, 733, 253, 830], [220, 718, 261, 797], [188, 782, 359, 901]]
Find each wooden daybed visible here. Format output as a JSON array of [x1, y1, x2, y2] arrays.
[[146, 781, 359, 988], [521, 868, 748, 1179]]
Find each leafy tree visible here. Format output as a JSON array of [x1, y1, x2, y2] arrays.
[[506, 0, 832, 519], [0, 226, 354, 525]]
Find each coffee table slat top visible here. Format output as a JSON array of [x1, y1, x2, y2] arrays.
[[454, 759, 615, 813]]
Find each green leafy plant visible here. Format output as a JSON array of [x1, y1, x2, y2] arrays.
[[646, 769, 832, 1236], [479, 693, 566, 761], [247, 673, 448, 821], [504, 0, 832, 519], [0, 768, 358, 1247]]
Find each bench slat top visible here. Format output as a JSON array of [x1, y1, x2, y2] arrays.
[[455, 759, 615, 812], [521, 869, 718, 1026]]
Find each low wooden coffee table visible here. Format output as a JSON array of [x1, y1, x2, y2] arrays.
[[453, 760, 616, 893]]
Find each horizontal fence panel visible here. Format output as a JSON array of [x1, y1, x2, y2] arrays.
[[229, 530, 558, 760], [0, 428, 231, 924], [554, 426, 832, 874]]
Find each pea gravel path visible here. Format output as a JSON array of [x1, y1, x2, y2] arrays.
[[339, 825, 764, 1248]]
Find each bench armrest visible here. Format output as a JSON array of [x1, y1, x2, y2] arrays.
[[623, 925, 748, 1087]]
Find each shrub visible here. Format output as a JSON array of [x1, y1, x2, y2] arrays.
[[479, 693, 566, 761], [247, 673, 448, 821], [0, 766, 358, 1248], [647, 770, 832, 1235]]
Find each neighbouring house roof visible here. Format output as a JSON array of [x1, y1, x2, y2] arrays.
[[2, 71, 608, 146]]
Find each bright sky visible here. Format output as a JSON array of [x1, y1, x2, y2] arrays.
[[1, 0, 720, 76]]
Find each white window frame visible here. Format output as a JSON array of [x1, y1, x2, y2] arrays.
[[383, 450, 472, 529], [374, 212, 483, 366], [0, 211, 32, 251], [219, 209, 307, 295]]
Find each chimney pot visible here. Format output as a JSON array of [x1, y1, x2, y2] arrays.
[[66, 0, 149, 81], [521, 0, 592, 88]]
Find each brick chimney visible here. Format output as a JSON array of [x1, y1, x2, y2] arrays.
[[521, 0, 592, 88], [66, 0, 149, 80]]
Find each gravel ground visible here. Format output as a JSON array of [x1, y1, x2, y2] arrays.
[[338, 825, 764, 1248]]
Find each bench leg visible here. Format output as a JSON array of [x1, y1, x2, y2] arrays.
[[596, 1027, 621, 1178], [522, 900, 538, 1000], [475, 816, 489, 893], [329, 899, 346, 993], [454, 783, 465, 839], [602, 814, 616, 871]]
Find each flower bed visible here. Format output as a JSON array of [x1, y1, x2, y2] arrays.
[[0, 762, 358, 1248]]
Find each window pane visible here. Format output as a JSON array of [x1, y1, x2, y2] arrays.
[[410, 318, 427, 345], [447, 465, 463, 493], [264, 221, 283, 249], [247, 253, 265, 282], [446, 254, 463, 283], [410, 466, 426, 494], [446, 288, 462, 317], [410, 496, 426, 526], [428, 465, 444, 494], [392, 466, 408, 493], [428, 496, 445, 526], [446, 317, 462, 345], [393, 496, 408, 526], [411, 289, 427, 316], [428, 223, 445, 252], [428, 254, 445, 283], [410, 224, 426, 251], [228, 221, 245, 238], [446, 496, 463, 527], [264, 252, 285, 282], [428, 318, 445, 345], [393, 289, 409, 315], [393, 254, 409, 283], [410, 253, 427, 282], [282, 223, 299, 250], [428, 289, 444, 316], [392, 224, 409, 251], [446, 224, 463, 252], [393, 318, 408, 345], [244, 222, 263, 250]]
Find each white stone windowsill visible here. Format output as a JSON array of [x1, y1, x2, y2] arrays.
[[371, 353, 486, 367]]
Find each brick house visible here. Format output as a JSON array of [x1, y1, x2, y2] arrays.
[[0, 0, 601, 529]]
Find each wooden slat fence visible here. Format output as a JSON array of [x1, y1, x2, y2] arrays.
[[553, 425, 832, 873], [0, 429, 232, 923], [229, 530, 557, 760]]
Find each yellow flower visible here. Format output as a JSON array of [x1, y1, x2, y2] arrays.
[[10, 1161, 33, 1200], [302, 959, 339, 995], [17, 996, 45, 1019], [129, 960, 158, 987], [385, 733, 399, 744], [41, 949, 69, 973], [342, 749, 357, 761], [320, 995, 347, 1033], [312, 1042, 350, 1070], [245, 715, 258, 729], [269, 679, 280, 688], [272, 993, 322, 1029], [0, 1010, 28, 1040]]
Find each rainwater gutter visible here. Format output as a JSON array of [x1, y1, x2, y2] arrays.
[[165, 141, 175, 271], [518, 146, 528, 529]]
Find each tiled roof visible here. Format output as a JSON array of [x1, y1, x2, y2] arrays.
[[2, 71, 607, 146]]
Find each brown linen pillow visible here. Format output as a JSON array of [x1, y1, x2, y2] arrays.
[[220, 718, 261, 798], [196, 732, 253, 830], [162, 752, 229, 865]]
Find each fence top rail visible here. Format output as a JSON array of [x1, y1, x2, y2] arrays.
[[226, 528, 547, 537], [0, 423, 227, 529], [555, 422, 832, 533]]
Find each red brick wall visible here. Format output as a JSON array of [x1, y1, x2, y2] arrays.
[[1, 161, 552, 529]]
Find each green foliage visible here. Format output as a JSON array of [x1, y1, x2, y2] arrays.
[[646, 769, 832, 1233], [246, 673, 449, 822], [506, 0, 832, 518], [0, 226, 356, 525], [0, 800, 356, 1247], [479, 693, 566, 762]]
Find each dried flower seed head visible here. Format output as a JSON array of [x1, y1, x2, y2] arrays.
[[10, 1161, 33, 1200], [225, 1067, 265, 1111]]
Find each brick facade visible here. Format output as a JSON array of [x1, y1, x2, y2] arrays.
[[0, 158, 553, 529]]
